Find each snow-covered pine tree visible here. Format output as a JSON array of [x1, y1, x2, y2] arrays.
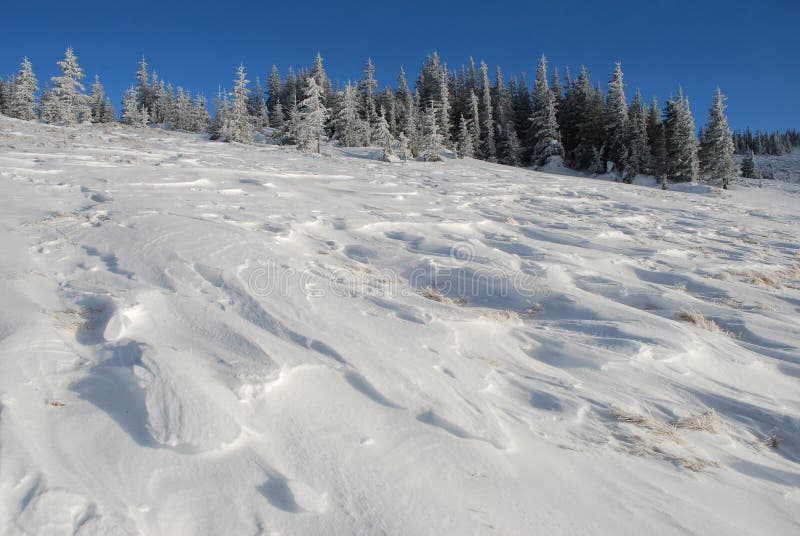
[[376, 105, 396, 161], [646, 97, 667, 183], [625, 88, 649, 182], [477, 61, 496, 161], [603, 62, 629, 175], [121, 87, 143, 126], [414, 53, 451, 147], [172, 87, 192, 131], [221, 65, 253, 144], [135, 57, 150, 113], [468, 90, 482, 156], [0, 78, 7, 116], [398, 132, 410, 161], [267, 65, 283, 129], [512, 74, 533, 163], [455, 114, 475, 158], [210, 87, 228, 140], [9, 58, 38, 120], [38, 84, 57, 123], [359, 59, 378, 141], [50, 48, 88, 126], [310, 52, 332, 106], [699, 87, 735, 189], [530, 55, 564, 166], [297, 76, 328, 153], [191, 93, 210, 133], [663, 89, 699, 183], [740, 149, 757, 179], [89, 75, 115, 123], [420, 103, 444, 162], [248, 76, 268, 131], [334, 82, 367, 147], [394, 67, 415, 141]]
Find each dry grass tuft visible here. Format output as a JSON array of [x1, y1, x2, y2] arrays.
[[676, 310, 733, 336], [672, 282, 688, 292], [675, 409, 721, 434], [610, 408, 681, 443], [725, 268, 779, 287], [481, 309, 521, 321], [47, 400, 66, 408], [759, 435, 782, 449], [420, 288, 468, 305]]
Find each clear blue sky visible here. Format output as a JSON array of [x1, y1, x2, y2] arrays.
[[1, 0, 797, 131]]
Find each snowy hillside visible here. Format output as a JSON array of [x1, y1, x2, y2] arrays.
[[1, 116, 799, 535]]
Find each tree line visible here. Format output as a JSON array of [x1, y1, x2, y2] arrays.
[[1, 48, 770, 190]]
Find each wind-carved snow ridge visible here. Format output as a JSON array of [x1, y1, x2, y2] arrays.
[[0, 115, 799, 535]]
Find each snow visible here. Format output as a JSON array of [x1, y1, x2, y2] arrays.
[[1, 115, 799, 535]]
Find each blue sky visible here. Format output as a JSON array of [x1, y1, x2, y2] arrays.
[[1, 0, 797, 131]]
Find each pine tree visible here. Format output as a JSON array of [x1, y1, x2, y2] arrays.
[[0, 78, 7, 116], [135, 56, 150, 113], [603, 62, 629, 174], [210, 87, 228, 140], [297, 76, 328, 153], [740, 149, 757, 179], [699, 87, 735, 189], [9, 58, 38, 120], [625, 89, 649, 181], [248, 76, 268, 130], [376, 105, 396, 161], [420, 103, 444, 162], [664, 89, 699, 184], [191, 93, 210, 133], [89, 75, 114, 123], [310, 52, 332, 106], [468, 90, 482, 156], [221, 65, 253, 144], [359, 59, 378, 140], [530, 55, 564, 166], [267, 65, 283, 128], [121, 87, 145, 126], [50, 48, 88, 126], [395, 67, 415, 140], [38, 84, 56, 122], [646, 97, 667, 182], [477, 61, 496, 161], [335, 83, 367, 147], [455, 114, 475, 158]]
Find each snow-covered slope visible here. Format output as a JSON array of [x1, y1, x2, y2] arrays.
[[1, 116, 799, 535]]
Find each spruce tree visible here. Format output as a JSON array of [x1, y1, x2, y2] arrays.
[[9, 58, 38, 120], [625, 89, 649, 181], [297, 76, 328, 153], [89, 75, 114, 123], [455, 113, 475, 158], [376, 105, 396, 161], [420, 103, 444, 162], [50, 48, 88, 126], [221, 65, 253, 144], [663, 89, 699, 183], [192, 93, 210, 133], [646, 97, 667, 182], [335, 83, 367, 147], [468, 90, 482, 156], [530, 55, 564, 166], [359, 59, 378, 139], [603, 62, 629, 174], [248, 76, 268, 130], [699, 87, 735, 189], [477, 61, 496, 161], [394, 67, 415, 140], [740, 149, 757, 179], [39, 84, 58, 123], [267, 65, 283, 128]]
